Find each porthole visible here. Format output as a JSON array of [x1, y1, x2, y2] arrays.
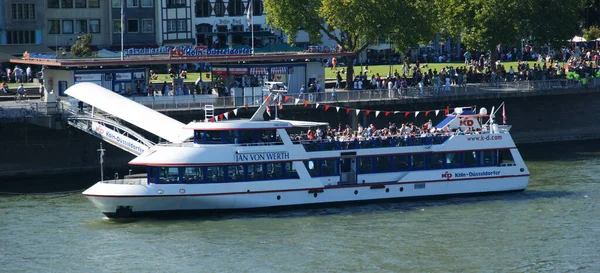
[[157, 189, 164, 194], [385, 188, 390, 193], [277, 195, 281, 200], [399, 187, 404, 192], [179, 189, 186, 194], [354, 190, 358, 195], [313, 193, 318, 198]]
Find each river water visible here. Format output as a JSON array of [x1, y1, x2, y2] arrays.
[[1, 141, 599, 273]]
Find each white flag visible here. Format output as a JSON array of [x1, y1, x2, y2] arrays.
[[247, 0, 252, 27], [415, 111, 420, 117], [224, 112, 229, 119], [316, 103, 320, 109], [435, 110, 440, 116], [394, 111, 400, 114], [375, 111, 380, 117], [295, 98, 300, 105], [233, 109, 238, 116], [336, 107, 340, 113], [356, 109, 360, 115]]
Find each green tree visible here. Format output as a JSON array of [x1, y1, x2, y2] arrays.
[[71, 33, 94, 58], [438, 0, 586, 65], [583, 25, 600, 43], [264, 0, 437, 89]]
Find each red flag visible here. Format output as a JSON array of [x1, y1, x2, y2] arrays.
[[245, 104, 249, 110], [284, 95, 290, 102], [325, 105, 330, 111], [265, 95, 269, 102], [502, 104, 506, 124], [304, 101, 309, 107], [425, 110, 430, 116], [278, 97, 283, 110], [444, 106, 449, 115], [365, 110, 371, 115], [219, 114, 224, 120], [209, 117, 215, 122], [266, 105, 271, 116], [346, 108, 351, 114], [385, 111, 390, 116], [404, 112, 409, 117]]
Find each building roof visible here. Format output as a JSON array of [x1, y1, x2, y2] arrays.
[[9, 51, 355, 67], [0, 44, 55, 62]]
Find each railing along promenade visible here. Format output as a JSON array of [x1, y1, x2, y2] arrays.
[[0, 78, 599, 120], [127, 78, 600, 112]]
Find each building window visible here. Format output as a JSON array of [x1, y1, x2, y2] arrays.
[[142, 19, 154, 33], [177, 20, 186, 31], [127, 0, 139, 7], [252, 24, 261, 32], [214, 0, 225, 17], [231, 25, 243, 32], [75, 19, 88, 33], [141, 0, 152, 7], [253, 0, 263, 16], [6, 31, 36, 45], [167, 0, 186, 8], [11, 4, 35, 20], [75, 0, 86, 8], [127, 19, 139, 33], [61, 0, 73, 8], [89, 0, 100, 8], [195, 0, 210, 17], [227, 0, 244, 16], [48, 0, 59, 8], [111, 0, 121, 8], [196, 23, 212, 33], [167, 20, 176, 32], [49, 20, 61, 34], [113, 19, 122, 33], [63, 20, 74, 34], [89, 19, 100, 33]]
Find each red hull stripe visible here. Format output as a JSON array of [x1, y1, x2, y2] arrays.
[[129, 146, 518, 166], [84, 174, 530, 198]]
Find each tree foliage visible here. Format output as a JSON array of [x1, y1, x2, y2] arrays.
[[71, 33, 94, 58], [264, 0, 437, 88], [437, 0, 587, 55], [583, 25, 600, 42]]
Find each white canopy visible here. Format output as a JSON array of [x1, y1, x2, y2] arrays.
[[569, 36, 586, 42], [65, 82, 193, 143]]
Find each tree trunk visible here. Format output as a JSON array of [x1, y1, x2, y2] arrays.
[[344, 55, 355, 90]]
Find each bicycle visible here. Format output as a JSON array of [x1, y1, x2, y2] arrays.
[[14, 92, 28, 102]]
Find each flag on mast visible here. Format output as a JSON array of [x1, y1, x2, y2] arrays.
[[247, 0, 252, 26], [502, 104, 506, 124]]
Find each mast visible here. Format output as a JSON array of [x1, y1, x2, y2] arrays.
[[97, 142, 105, 181]]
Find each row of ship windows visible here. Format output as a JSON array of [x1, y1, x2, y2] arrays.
[[301, 135, 450, 152], [304, 150, 509, 177], [194, 129, 281, 145], [151, 161, 299, 184]]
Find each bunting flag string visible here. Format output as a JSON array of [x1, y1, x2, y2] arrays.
[[325, 105, 330, 111], [375, 111, 380, 117]]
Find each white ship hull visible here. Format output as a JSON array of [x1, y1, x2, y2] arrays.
[[84, 169, 529, 217]]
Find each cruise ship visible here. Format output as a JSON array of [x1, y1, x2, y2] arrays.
[[66, 83, 530, 218]]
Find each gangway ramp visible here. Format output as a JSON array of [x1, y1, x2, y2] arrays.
[[65, 82, 193, 144]]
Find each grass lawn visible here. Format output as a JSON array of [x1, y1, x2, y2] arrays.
[[6, 82, 39, 89], [324, 61, 553, 80]]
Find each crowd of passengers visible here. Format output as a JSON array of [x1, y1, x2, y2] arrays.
[[290, 120, 489, 142]]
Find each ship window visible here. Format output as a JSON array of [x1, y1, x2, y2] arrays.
[[411, 154, 426, 170], [304, 160, 318, 177], [158, 167, 180, 183], [358, 157, 373, 173], [194, 130, 207, 144], [227, 165, 244, 181], [204, 130, 223, 143], [284, 162, 299, 179], [482, 150, 496, 166], [239, 130, 255, 144], [428, 153, 445, 169], [446, 152, 462, 168], [148, 167, 157, 183], [259, 129, 276, 143], [205, 166, 225, 182], [499, 149, 515, 166], [224, 130, 238, 144], [247, 163, 264, 180], [265, 163, 283, 179], [183, 167, 203, 183], [374, 156, 391, 172], [393, 155, 409, 171], [463, 151, 479, 167], [321, 159, 338, 176]]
